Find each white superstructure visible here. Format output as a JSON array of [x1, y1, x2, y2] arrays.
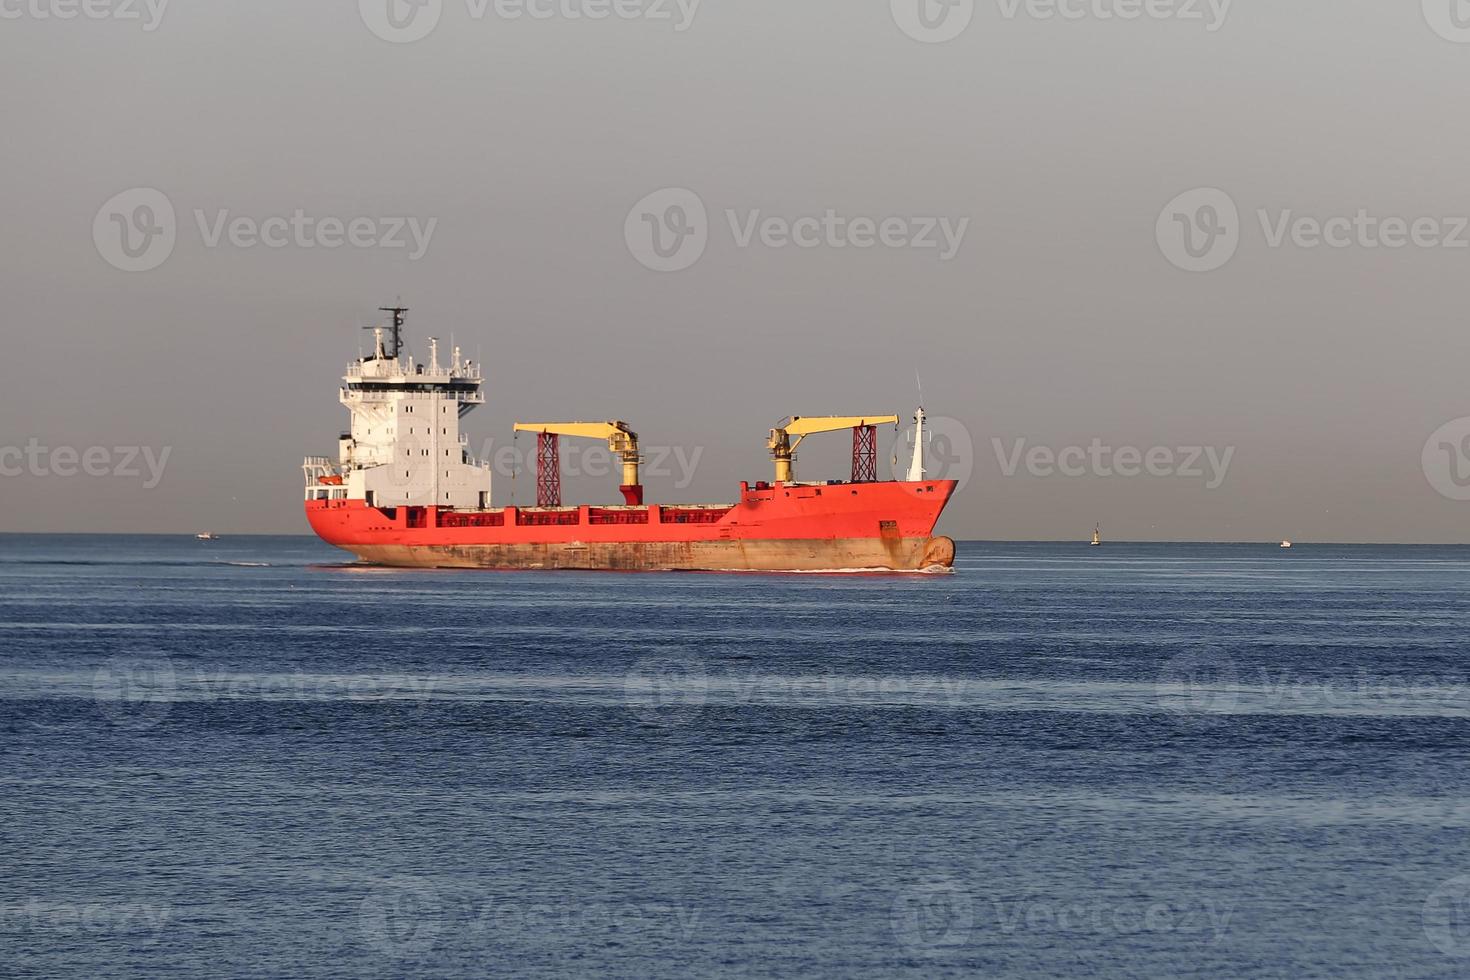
[[303, 308, 493, 509]]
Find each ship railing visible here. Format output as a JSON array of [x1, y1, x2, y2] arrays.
[[341, 388, 485, 403], [346, 361, 484, 381], [302, 456, 344, 496], [658, 506, 732, 524]]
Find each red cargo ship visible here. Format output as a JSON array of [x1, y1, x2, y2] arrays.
[[303, 309, 956, 571]]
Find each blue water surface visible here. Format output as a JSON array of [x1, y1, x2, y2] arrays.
[[3, 535, 1470, 978]]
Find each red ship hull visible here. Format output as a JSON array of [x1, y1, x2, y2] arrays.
[[306, 479, 957, 571]]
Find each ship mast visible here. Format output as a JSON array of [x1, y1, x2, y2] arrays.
[[905, 407, 926, 482], [366, 305, 409, 360]]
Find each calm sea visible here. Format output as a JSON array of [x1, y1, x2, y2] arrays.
[[3, 535, 1470, 978]]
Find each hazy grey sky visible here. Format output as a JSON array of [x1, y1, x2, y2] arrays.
[[4, 1, 1470, 541]]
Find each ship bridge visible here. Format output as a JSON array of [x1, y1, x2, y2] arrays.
[[304, 307, 494, 510], [344, 347, 485, 416]]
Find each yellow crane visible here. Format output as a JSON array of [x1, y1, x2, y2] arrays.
[[767, 415, 899, 484], [513, 420, 643, 506]]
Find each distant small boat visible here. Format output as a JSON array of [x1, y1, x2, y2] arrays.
[[1280, 540, 1292, 549], [196, 533, 220, 541], [1090, 524, 1102, 547]]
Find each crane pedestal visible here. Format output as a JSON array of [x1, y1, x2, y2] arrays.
[[851, 425, 878, 483], [535, 433, 561, 507]]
